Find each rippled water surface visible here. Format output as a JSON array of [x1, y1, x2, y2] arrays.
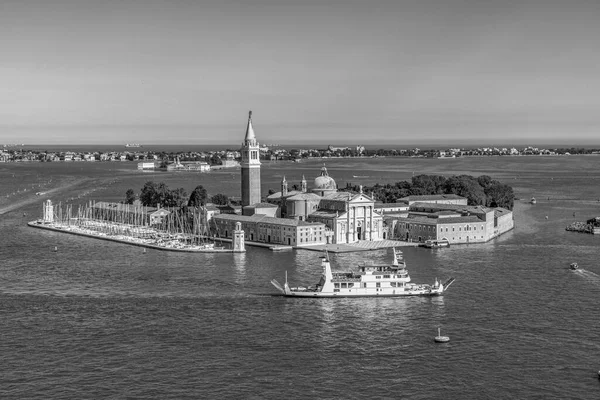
[[1, 156, 600, 399]]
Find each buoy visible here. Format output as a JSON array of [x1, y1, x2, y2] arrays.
[[434, 327, 450, 343], [53, 246, 58, 252]]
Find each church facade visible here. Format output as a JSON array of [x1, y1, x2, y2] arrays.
[[216, 111, 384, 246], [266, 166, 384, 244]]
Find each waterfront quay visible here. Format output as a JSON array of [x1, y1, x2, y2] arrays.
[[27, 220, 241, 253], [28, 219, 415, 254]]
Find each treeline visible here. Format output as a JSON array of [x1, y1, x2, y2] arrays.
[[341, 174, 515, 210], [123, 181, 230, 208]]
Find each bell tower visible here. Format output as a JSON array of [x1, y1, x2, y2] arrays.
[[241, 111, 261, 206]]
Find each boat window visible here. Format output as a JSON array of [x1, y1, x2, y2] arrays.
[[341, 283, 347, 288], [363, 283, 367, 288], [348, 283, 354, 288], [376, 282, 381, 288], [334, 289, 340, 292], [383, 275, 390, 278], [334, 283, 340, 288], [390, 282, 396, 287], [376, 276, 381, 279]]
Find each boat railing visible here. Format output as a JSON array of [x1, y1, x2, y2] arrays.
[[331, 277, 361, 282]]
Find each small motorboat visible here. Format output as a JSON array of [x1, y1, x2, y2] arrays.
[[570, 262, 578, 270], [434, 328, 450, 343]]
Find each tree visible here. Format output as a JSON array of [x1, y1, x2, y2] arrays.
[[209, 154, 222, 165], [485, 181, 514, 209], [140, 181, 158, 206], [188, 185, 208, 207], [444, 175, 487, 206], [125, 188, 136, 204], [211, 193, 230, 205], [165, 187, 188, 207], [411, 174, 446, 194], [477, 175, 493, 189]]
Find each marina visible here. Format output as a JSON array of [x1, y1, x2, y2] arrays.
[[27, 199, 245, 253]]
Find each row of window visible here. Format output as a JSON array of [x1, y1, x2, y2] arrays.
[[404, 224, 484, 232]]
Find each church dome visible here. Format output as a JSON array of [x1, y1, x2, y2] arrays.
[[313, 166, 337, 190]]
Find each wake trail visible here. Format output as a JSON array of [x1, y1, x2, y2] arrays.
[[572, 269, 600, 283]]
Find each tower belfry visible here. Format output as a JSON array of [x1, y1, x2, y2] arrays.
[[240, 110, 261, 207]]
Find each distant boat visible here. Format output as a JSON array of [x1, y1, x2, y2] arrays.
[[420, 239, 450, 249], [530, 197, 537, 204], [570, 262, 578, 270], [353, 175, 369, 178], [125, 143, 142, 148], [434, 327, 450, 343]]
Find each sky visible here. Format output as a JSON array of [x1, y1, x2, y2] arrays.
[[1, 0, 600, 146]]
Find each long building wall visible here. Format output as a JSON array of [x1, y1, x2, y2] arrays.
[[394, 208, 514, 244], [213, 216, 326, 247]]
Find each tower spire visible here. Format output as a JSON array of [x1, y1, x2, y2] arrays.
[[245, 110, 256, 142], [240, 110, 261, 207]]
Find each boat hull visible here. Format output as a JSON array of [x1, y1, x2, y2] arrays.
[[277, 290, 445, 298]]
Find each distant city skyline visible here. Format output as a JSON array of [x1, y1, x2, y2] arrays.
[[2, 0, 600, 145]]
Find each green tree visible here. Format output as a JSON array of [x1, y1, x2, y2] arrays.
[[444, 175, 487, 206], [140, 181, 158, 206], [209, 154, 222, 165], [211, 193, 230, 205], [165, 187, 188, 207], [411, 174, 447, 195], [485, 181, 514, 209], [477, 175, 493, 189], [188, 185, 208, 207], [125, 188, 136, 204]]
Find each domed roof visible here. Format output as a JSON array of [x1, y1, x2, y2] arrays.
[[314, 165, 337, 190]]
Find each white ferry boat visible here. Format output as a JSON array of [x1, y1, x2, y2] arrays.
[[271, 248, 455, 298]]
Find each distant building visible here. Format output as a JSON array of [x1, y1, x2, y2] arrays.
[[212, 213, 325, 247], [399, 194, 468, 206], [90, 202, 171, 226], [166, 160, 210, 172], [391, 202, 514, 244], [137, 162, 156, 170]]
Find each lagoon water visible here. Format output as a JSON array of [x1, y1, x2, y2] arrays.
[[1, 156, 600, 399]]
